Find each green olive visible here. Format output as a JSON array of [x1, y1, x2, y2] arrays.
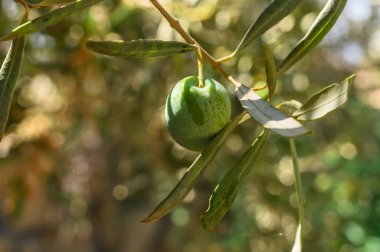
[[165, 76, 231, 152]]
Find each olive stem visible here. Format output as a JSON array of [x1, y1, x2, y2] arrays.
[[289, 138, 304, 251], [196, 46, 205, 88], [13, 0, 30, 21], [14, 0, 40, 9], [14, 0, 28, 10], [216, 52, 236, 63], [149, 0, 242, 89]]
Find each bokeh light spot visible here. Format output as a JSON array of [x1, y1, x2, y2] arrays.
[[339, 142, 358, 160], [113, 185, 129, 201], [171, 207, 190, 227], [344, 222, 366, 245]]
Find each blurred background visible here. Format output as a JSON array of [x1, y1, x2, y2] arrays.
[[0, 0, 379, 251]]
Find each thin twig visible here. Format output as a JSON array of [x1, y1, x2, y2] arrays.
[[14, 0, 40, 9], [196, 46, 205, 88], [149, 0, 242, 88], [14, 0, 28, 9], [217, 52, 236, 63], [13, 0, 30, 21]]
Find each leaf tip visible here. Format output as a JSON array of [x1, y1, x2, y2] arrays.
[[200, 215, 216, 230], [140, 214, 158, 223], [346, 74, 356, 83]]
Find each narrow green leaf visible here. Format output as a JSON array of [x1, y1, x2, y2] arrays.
[[293, 74, 355, 121], [86, 40, 195, 58], [37, 0, 76, 7], [292, 224, 302, 252], [236, 83, 310, 137], [200, 130, 269, 230], [0, 13, 28, 140], [142, 112, 246, 223], [278, 0, 347, 74], [0, 0, 104, 41], [24, 0, 41, 3], [234, 0, 302, 55], [263, 44, 277, 101], [289, 138, 304, 252]]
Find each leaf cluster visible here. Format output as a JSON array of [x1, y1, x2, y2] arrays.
[[0, 0, 353, 251]]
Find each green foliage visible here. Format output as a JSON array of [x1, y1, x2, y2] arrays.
[[293, 75, 355, 121], [263, 44, 277, 101], [0, 0, 103, 41], [86, 39, 195, 58], [143, 112, 245, 223], [292, 224, 302, 252], [278, 0, 348, 74], [37, 0, 77, 6], [201, 130, 269, 230], [229, 0, 303, 59], [0, 13, 27, 140], [236, 82, 310, 137], [1, 0, 374, 251]]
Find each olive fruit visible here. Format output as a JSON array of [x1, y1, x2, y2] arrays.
[[165, 76, 231, 152]]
